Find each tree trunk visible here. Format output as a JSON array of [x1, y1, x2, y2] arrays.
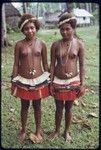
[[2, 3, 8, 47], [59, 3, 62, 11], [85, 3, 89, 12], [23, 3, 28, 13], [66, 3, 73, 12], [42, 3, 46, 16], [36, 3, 39, 18], [89, 3, 92, 13]]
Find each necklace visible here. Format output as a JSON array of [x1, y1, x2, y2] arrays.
[[59, 39, 73, 78], [25, 38, 37, 76], [29, 69, 36, 75], [25, 38, 35, 47], [60, 39, 72, 66]]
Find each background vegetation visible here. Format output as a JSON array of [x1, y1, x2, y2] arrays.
[[12, 2, 99, 20], [1, 25, 99, 149]]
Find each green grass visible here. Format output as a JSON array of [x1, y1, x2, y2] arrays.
[[1, 25, 99, 149]]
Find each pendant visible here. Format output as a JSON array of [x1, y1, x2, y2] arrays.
[[29, 69, 36, 75], [65, 72, 73, 77]]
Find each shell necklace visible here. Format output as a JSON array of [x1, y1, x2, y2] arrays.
[[25, 38, 37, 76], [59, 38, 73, 78], [60, 39, 72, 66]]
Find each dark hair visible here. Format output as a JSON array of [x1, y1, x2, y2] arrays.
[[18, 13, 40, 32], [58, 12, 82, 39], [58, 12, 77, 29]]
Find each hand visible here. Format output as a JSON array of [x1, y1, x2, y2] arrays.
[[50, 84, 55, 96], [77, 85, 85, 98], [11, 82, 15, 91]]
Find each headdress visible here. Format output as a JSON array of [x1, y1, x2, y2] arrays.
[[18, 14, 40, 31], [58, 17, 77, 27], [20, 18, 37, 31], [58, 12, 77, 28]]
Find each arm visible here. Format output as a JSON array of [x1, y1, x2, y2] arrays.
[[50, 42, 57, 83], [41, 41, 49, 72], [78, 41, 85, 86], [77, 41, 85, 97], [11, 42, 20, 79], [49, 42, 57, 96]]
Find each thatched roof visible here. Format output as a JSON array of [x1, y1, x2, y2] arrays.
[[73, 8, 93, 17], [5, 3, 21, 18], [45, 11, 62, 23]]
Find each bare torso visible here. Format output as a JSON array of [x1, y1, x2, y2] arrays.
[[54, 38, 79, 79], [18, 39, 44, 79], [54, 60, 78, 79]]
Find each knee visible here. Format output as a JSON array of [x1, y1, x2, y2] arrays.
[[32, 100, 41, 111], [66, 109, 72, 114], [65, 102, 73, 113], [55, 100, 64, 114], [56, 106, 63, 114], [65, 106, 72, 113], [21, 100, 30, 111]]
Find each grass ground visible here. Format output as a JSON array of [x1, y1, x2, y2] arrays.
[[1, 25, 99, 149]]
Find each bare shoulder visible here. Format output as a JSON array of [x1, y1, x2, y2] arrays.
[[37, 38, 45, 43], [51, 40, 60, 49], [77, 38, 85, 49], [36, 39, 46, 48], [15, 39, 24, 48]]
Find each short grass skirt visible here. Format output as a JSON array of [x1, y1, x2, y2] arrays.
[[11, 83, 50, 100], [52, 75, 82, 101], [11, 72, 50, 100]]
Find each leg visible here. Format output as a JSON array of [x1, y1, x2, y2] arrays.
[[17, 99, 30, 142], [64, 101, 74, 142], [30, 99, 43, 143], [50, 99, 64, 140]]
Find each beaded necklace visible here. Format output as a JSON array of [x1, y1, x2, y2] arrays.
[[59, 38, 73, 78], [25, 38, 37, 76], [60, 39, 72, 66]]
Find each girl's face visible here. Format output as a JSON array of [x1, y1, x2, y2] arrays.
[[60, 23, 74, 40], [23, 22, 36, 40]]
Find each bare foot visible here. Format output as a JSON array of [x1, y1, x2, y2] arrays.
[[63, 132, 72, 143], [36, 133, 43, 141], [29, 133, 39, 143], [38, 129, 44, 138], [29, 133, 43, 143], [17, 131, 26, 142], [49, 132, 59, 141]]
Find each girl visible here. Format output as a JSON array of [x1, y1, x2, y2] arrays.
[[50, 12, 85, 142], [11, 13, 50, 143]]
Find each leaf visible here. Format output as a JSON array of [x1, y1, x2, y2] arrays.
[[72, 116, 84, 124], [10, 117, 16, 122], [89, 102, 99, 108], [81, 101, 86, 107], [85, 76, 89, 79], [82, 122, 91, 130], [88, 112, 98, 118], [90, 90, 95, 94], [10, 108, 15, 112], [85, 88, 89, 92], [74, 100, 79, 106], [93, 102, 99, 106]]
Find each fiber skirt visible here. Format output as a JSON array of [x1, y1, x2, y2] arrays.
[[11, 72, 50, 100], [52, 75, 81, 101], [11, 84, 50, 100]]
